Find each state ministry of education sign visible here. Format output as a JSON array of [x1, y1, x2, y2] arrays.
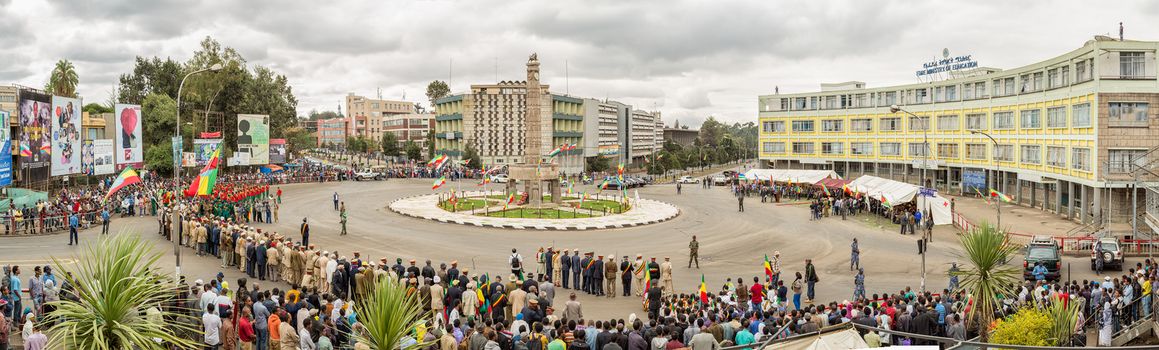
[[916, 48, 978, 77]]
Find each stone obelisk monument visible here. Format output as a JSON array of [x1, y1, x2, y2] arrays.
[[507, 53, 560, 208]]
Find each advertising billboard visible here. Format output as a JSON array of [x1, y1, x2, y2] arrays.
[[194, 138, 222, 166], [0, 110, 11, 186], [92, 139, 114, 175], [18, 90, 51, 182], [114, 104, 143, 169], [269, 138, 287, 164], [51, 96, 82, 176], [236, 114, 269, 165]]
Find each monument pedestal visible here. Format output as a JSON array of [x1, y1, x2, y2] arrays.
[[509, 164, 562, 208]]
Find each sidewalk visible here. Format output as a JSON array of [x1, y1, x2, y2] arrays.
[[949, 193, 1082, 237]]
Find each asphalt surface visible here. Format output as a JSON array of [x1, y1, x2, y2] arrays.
[[0, 175, 1111, 319]]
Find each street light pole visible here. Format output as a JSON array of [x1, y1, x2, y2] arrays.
[[890, 104, 931, 293], [971, 130, 1002, 232], [173, 63, 222, 277]]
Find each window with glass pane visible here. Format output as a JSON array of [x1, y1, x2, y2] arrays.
[[1047, 146, 1066, 167], [1004, 78, 1015, 95], [1120, 52, 1146, 78], [966, 144, 987, 160], [937, 115, 959, 131], [763, 142, 785, 154], [825, 96, 837, 109], [1020, 109, 1041, 129], [884, 92, 897, 105], [1061, 66, 1070, 85], [780, 98, 789, 110], [966, 113, 987, 130], [1046, 107, 1067, 128], [992, 79, 1002, 96], [1019, 74, 1030, 93], [1048, 68, 1059, 88], [975, 82, 986, 98], [809, 96, 817, 109], [1108, 102, 1149, 127], [993, 112, 1014, 129], [1020, 145, 1041, 164], [946, 85, 957, 101], [994, 144, 1014, 161], [851, 142, 873, 155], [792, 120, 815, 132], [880, 142, 901, 156], [1108, 149, 1146, 173], [908, 142, 929, 157], [1072, 148, 1090, 171], [1072, 103, 1091, 127], [880, 117, 901, 131], [822, 142, 843, 155], [1032, 72, 1043, 91], [963, 83, 974, 100], [792, 142, 815, 154], [909, 116, 929, 131], [794, 98, 807, 110], [822, 119, 843, 132], [937, 143, 959, 158], [851, 119, 872, 132]]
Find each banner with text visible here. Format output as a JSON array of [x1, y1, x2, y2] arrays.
[[93, 139, 114, 175], [269, 138, 287, 164], [194, 138, 222, 166], [0, 110, 11, 186], [18, 90, 51, 182]]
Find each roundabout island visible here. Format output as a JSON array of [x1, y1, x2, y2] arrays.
[[388, 190, 680, 230]]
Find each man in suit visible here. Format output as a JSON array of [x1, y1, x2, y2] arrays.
[[620, 256, 633, 297], [300, 218, 310, 246], [580, 253, 593, 295], [570, 249, 581, 292], [592, 255, 604, 297], [563, 292, 583, 322]]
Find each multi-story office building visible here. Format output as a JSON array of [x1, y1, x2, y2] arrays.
[[345, 93, 415, 142], [663, 127, 699, 147], [316, 117, 348, 148], [383, 113, 434, 149], [626, 109, 662, 164], [758, 37, 1159, 230]]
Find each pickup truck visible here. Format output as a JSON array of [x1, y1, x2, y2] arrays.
[[354, 169, 383, 181]]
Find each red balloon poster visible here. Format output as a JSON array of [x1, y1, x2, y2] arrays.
[[115, 104, 143, 169]]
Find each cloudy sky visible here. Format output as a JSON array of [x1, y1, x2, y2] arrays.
[[3, 0, 1159, 127]]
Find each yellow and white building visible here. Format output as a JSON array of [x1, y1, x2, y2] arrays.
[[758, 37, 1159, 230]]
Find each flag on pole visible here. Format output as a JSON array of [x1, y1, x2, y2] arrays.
[[699, 274, 709, 304], [105, 166, 142, 199], [763, 255, 774, 280], [643, 264, 652, 301], [427, 154, 447, 167], [880, 195, 892, 208], [504, 193, 516, 210], [187, 147, 221, 197], [432, 175, 446, 190], [547, 146, 563, 158], [842, 184, 852, 195], [822, 186, 831, 197], [989, 189, 1013, 203], [973, 187, 990, 204], [580, 191, 587, 206]]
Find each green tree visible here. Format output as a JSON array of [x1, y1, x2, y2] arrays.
[[586, 156, 610, 173], [283, 126, 316, 156], [141, 93, 177, 151], [697, 116, 724, 147], [381, 132, 401, 157], [82, 103, 112, 115], [45, 234, 201, 349], [426, 132, 435, 158], [46, 59, 79, 97], [952, 222, 1022, 341], [461, 144, 482, 170], [404, 140, 422, 161], [308, 109, 341, 121], [426, 80, 450, 103], [354, 277, 432, 350], [117, 56, 183, 105]]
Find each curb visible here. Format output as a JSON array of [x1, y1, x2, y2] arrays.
[[387, 193, 680, 231]]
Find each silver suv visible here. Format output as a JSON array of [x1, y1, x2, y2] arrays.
[[1090, 237, 1124, 270]]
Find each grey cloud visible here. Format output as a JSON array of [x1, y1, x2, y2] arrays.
[[676, 88, 711, 109]]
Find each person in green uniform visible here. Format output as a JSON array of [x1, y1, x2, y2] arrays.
[[339, 202, 348, 236]]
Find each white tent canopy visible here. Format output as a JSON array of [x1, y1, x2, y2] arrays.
[[743, 169, 840, 184], [848, 175, 954, 225], [762, 325, 869, 350]]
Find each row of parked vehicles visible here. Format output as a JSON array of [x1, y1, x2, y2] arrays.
[[1021, 235, 1126, 281]]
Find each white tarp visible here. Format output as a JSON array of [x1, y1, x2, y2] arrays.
[[744, 169, 840, 183], [847, 175, 953, 225], [762, 326, 869, 350]]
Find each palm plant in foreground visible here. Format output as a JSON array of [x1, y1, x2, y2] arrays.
[[952, 222, 1021, 341], [44, 234, 201, 349], [355, 276, 433, 350]]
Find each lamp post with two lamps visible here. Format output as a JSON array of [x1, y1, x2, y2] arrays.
[[173, 63, 223, 277]]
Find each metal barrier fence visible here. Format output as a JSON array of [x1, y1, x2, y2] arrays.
[[952, 212, 1159, 257], [0, 210, 99, 236]]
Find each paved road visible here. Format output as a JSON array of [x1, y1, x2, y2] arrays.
[[0, 176, 1109, 319]]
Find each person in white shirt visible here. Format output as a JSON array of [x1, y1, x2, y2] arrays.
[[213, 288, 232, 315], [300, 321, 317, 350], [203, 304, 222, 347], [199, 285, 218, 314]]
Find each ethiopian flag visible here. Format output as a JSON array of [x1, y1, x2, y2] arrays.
[[432, 175, 446, 190], [880, 195, 892, 208], [989, 189, 1013, 203], [642, 264, 652, 300], [699, 274, 709, 304], [763, 255, 774, 280], [504, 193, 516, 210], [547, 146, 563, 158], [105, 166, 141, 199], [187, 147, 221, 197]]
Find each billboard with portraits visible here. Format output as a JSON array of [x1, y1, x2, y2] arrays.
[[236, 114, 269, 165], [114, 104, 143, 170], [269, 138, 287, 163], [18, 90, 51, 182], [51, 96, 82, 175]]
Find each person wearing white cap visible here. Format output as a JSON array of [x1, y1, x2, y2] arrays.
[[431, 276, 445, 326]]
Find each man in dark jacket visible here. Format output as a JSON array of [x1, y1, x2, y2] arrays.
[[911, 305, 940, 345], [571, 250, 582, 292], [620, 256, 633, 297], [560, 250, 572, 289], [255, 242, 267, 280], [592, 256, 605, 297]]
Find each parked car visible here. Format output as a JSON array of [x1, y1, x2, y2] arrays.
[[491, 174, 509, 183], [678, 176, 698, 184], [598, 177, 624, 190], [711, 175, 729, 186], [1023, 236, 1062, 281], [1090, 237, 1125, 270]]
